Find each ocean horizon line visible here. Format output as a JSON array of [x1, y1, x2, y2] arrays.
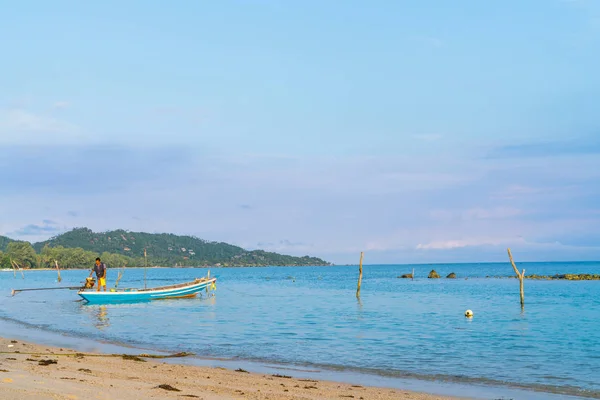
[[336, 260, 600, 267]]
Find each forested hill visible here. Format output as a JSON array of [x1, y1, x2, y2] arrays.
[[32, 228, 330, 267], [0, 235, 15, 251]]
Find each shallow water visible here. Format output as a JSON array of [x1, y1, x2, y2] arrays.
[[1, 262, 599, 398]]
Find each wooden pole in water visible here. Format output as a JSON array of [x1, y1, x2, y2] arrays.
[[356, 252, 364, 298], [144, 248, 147, 289], [11, 259, 24, 279], [507, 248, 525, 307], [54, 260, 62, 283], [115, 268, 124, 288], [412, 268, 415, 281]]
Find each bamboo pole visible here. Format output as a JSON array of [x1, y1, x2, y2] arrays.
[[507, 248, 525, 307], [356, 252, 364, 298], [206, 269, 211, 294], [54, 260, 62, 283], [12, 286, 83, 296]]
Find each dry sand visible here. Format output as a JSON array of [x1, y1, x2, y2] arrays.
[[0, 337, 469, 400]]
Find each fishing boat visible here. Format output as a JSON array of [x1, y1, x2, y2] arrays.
[[11, 248, 218, 304], [78, 276, 217, 304]]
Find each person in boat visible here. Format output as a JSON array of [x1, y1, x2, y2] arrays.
[[89, 257, 107, 292]]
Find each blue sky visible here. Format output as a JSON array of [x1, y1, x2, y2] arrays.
[[1, 0, 599, 264]]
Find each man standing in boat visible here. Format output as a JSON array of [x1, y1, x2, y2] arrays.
[[89, 257, 107, 292]]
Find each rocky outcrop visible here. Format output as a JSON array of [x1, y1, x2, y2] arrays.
[[428, 270, 440, 279], [529, 274, 600, 280], [398, 273, 413, 279], [446, 272, 456, 279]]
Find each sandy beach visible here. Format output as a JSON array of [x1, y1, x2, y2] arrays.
[[0, 337, 467, 400]]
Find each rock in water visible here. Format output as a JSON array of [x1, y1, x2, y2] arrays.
[[398, 273, 413, 279], [428, 270, 440, 279], [446, 272, 457, 279]]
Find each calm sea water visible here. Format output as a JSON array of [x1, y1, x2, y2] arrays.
[[1, 262, 599, 398]]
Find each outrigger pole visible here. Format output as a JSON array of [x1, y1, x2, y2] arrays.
[[144, 248, 147, 289], [11, 286, 83, 296]]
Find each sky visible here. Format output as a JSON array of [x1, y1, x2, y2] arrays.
[[1, 0, 599, 264]]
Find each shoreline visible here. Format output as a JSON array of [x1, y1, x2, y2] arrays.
[[0, 318, 591, 400], [0, 336, 466, 400]]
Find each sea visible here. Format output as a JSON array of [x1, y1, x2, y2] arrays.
[[1, 262, 599, 399]]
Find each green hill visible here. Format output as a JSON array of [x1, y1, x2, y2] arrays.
[[0, 235, 15, 251], [32, 228, 330, 267]]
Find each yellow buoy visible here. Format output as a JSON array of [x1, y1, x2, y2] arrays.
[[465, 309, 473, 318]]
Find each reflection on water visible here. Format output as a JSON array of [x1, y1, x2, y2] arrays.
[[82, 305, 110, 330]]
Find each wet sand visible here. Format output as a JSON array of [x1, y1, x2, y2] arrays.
[[0, 337, 468, 400]]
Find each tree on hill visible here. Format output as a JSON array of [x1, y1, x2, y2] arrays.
[[0, 235, 14, 252], [6, 242, 37, 269], [0, 251, 10, 269]]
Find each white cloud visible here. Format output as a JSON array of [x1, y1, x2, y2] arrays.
[[0, 108, 83, 144], [0, 109, 76, 132]]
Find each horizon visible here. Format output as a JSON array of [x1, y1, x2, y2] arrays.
[[2, 227, 599, 265], [1, 1, 599, 265]]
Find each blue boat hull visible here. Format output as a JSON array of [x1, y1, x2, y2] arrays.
[[78, 278, 216, 304]]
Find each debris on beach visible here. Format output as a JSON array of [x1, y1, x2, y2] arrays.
[[38, 359, 58, 366], [155, 384, 181, 391], [122, 354, 146, 362], [272, 374, 291, 378], [235, 368, 249, 373]]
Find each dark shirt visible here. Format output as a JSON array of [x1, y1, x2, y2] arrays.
[[94, 262, 106, 278]]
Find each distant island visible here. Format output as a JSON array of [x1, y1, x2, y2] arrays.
[[0, 228, 331, 269]]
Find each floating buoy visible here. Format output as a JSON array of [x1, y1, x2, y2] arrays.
[[465, 309, 473, 318]]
